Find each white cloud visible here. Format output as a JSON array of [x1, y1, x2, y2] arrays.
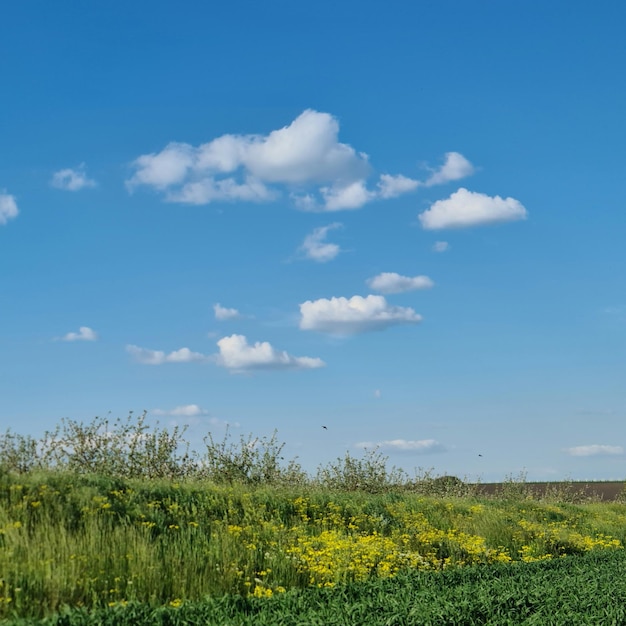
[[293, 174, 417, 211], [566, 444, 623, 457], [419, 188, 528, 230], [377, 174, 420, 198], [127, 114, 479, 213], [355, 439, 446, 453], [603, 306, 626, 316], [424, 152, 475, 187], [126, 345, 209, 365], [0, 192, 19, 225], [152, 404, 209, 417], [214, 303, 242, 320], [291, 193, 318, 211], [51, 164, 97, 191], [374, 389, 381, 399], [299, 223, 342, 262], [432, 241, 449, 252], [234, 109, 370, 184], [62, 326, 98, 342], [376, 152, 472, 199], [299, 294, 422, 335], [367, 272, 434, 294], [320, 180, 374, 211], [127, 143, 194, 190], [166, 176, 274, 205], [208, 416, 240, 428], [215, 334, 325, 372], [127, 110, 370, 206]]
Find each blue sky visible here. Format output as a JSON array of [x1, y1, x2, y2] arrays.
[[2, 1, 626, 481]]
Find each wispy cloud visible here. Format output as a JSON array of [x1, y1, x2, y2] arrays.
[[214, 303, 242, 320], [50, 164, 97, 191], [432, 241, 449, 253], [126, 345, 210, 365], [215, 334, 325, 373], [565, 444, 623, 457], [419, 188, 527, 230], [166, 177, 274, 204], [603, 306, 626, 319], [377, 174, 420, 199], [299, 223, 342, 262], [300, 294, 421, 335], [152, 404, 209, 417], [62, 326, 98, 342], [355, 439, 446, 453], [0, 191, 19, 225], [366, 272, 434, 294]]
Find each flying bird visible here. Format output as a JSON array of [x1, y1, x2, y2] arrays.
[[322, 425, 328, 430]]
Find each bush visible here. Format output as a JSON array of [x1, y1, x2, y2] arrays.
[[201, 427, 308, 486], [315, 447, 410, 493], [0, 414, 308, 486]]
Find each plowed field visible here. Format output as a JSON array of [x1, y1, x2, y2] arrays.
[[476, 481, 625, 500]]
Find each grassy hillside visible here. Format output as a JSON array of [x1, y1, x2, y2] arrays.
[[1, 415, 625, 623], [1, 470, 626, 620]]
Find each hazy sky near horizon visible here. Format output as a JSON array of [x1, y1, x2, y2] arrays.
[[2, 1, 626, 481]]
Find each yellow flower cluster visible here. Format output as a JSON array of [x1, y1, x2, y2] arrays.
[[515, 518, 621, 561], [286, 502, 512, 586]]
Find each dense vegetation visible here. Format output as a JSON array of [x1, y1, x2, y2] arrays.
[[1, 414, 625, 624], [5, 551, 626, 625]]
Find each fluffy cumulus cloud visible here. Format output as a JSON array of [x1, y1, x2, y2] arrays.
[[214, 303, 242, 320], [0, 191, 19, 225], [126, 345, 209, 365], [127, 109, 474, 212], [424, 152, 475, 187], [355, 439, 446, 453], [299, 223, 342, 262], [367, 272, 434, 294], [566, 444, 623, 457], [299, 295, 422, 335], [127, 110, 369, 210], [129, 143, 195, 190], [152, 404, 209, 417], [51, 164, 97, 191], [419, 188, 528, 230], [320, 180, 375, 211], [62, 326, 98, 341], [232, 109, 369, 184], [215, 334, 325, 372]]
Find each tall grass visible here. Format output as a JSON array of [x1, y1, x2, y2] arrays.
[[1, 414, 625, 619], [1, 471, 625, 618]]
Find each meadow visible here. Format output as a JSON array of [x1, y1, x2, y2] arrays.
[[1, 414, 626, 624]]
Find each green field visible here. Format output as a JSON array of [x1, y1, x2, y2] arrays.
[[3, 550, 626, 625], [1, 415, 626, 624]]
